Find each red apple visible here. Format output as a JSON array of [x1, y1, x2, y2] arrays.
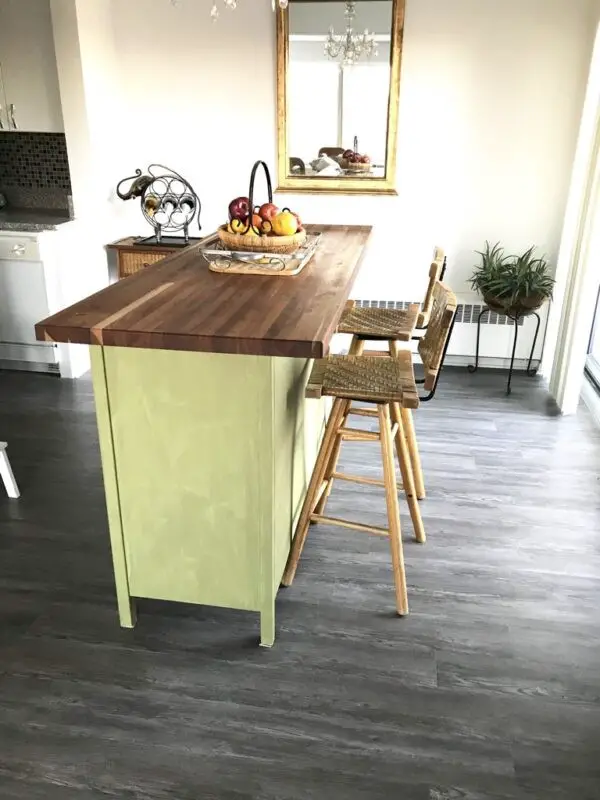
[[251, 213, 263, 231], [258, 202, 279, 222], [361, 155, 371, 164], [343, 149, 354, 159], [229, 196, 250, 222]]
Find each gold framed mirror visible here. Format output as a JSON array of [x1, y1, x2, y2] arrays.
[[276, 0, 405, 195]]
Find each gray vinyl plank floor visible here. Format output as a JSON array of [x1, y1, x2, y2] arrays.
[[0, 366, 599, 799]]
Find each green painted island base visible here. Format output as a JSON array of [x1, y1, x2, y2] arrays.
[[91, 345, 324, 647]]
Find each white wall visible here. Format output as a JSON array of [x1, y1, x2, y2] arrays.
[[109, 0, 595, 314], [49, 0, 132, 376], [51, 0, 130, 226]]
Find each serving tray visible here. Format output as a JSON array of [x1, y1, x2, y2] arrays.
[[200, 234, 321, 277]]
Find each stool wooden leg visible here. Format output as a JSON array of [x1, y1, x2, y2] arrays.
[[282, 397, 346, 587], [350, 335, 365, 356], [401, 407, 425, 500], [378, 404, 409, 616], [389, 339, 402, 358], [313, 399, 351, 516], [391, 403, 426, 544], [313, 336, 365, 518]]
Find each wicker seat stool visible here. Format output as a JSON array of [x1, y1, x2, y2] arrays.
[[283, 283, 458, 616], [282, 354, 423, 616], [338, 248, 447, 357], [323, 282, 457, 510]]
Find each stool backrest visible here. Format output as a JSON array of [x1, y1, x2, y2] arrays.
[[418, 253, 445, 327], [319, 146, 345, 158], [418, 281, 458, 392], [289, 156, 306, 175]]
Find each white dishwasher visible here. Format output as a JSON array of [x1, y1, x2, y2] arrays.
[[0, 233, 58, 373]]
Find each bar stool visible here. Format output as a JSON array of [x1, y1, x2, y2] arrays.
[[336, 254, 447, 500], [283, 282, 458, 615], [337, 248, 447, 357]]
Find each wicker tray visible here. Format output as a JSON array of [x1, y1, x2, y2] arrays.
[[217, 224, 306, 254], [201, 234, 320, 277]]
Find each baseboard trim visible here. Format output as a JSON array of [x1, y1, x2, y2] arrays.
[[581, 374, 600, 429], [445, 355, 539, 371]]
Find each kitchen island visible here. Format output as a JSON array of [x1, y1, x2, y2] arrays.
[[36, 224, 372, 646]]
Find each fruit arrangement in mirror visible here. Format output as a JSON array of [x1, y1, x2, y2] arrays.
[[340, 149, 371, 171], [227, 197, 303, 238]]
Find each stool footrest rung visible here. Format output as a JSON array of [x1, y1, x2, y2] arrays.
[[332, 471, 385, 487], [349, 407, 378, 418], [310, 514, 389, 537], [341, 427, 380, 441], [340, 423, 398, 442], [362, 350, 390, 357], [332, 471, 403, 489]]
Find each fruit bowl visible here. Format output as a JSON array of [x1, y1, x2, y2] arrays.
[[340, 158, 372, 172], [222, 161, 306, 254], [218, 225, 306, 254]]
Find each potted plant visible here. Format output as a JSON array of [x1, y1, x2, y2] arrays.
[[470, 241, 555, 317]]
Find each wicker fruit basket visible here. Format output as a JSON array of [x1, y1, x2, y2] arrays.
[[340, 159, 372, 172], [218, 225, 306, 254], [218, 160, 306, 254]]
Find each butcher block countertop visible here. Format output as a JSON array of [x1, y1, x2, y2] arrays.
[[35, 224, 372, 359]]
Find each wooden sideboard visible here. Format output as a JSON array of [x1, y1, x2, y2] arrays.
[[106, 237, 199, 280]]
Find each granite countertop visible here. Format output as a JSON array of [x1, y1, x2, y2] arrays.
[[0, 207, 73, 232]]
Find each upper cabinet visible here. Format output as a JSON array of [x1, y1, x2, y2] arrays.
[[0, 0, 63, 132]]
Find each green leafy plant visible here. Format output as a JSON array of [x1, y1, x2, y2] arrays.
[[470, 241, 554, 310]]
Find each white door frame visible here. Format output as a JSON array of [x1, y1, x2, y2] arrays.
[[543, 23, 600, 413]]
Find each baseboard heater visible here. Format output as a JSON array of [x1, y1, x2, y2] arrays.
[[355, 300, 525, 327]]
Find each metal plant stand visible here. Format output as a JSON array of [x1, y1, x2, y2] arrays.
[[468, 308, 541, 395]]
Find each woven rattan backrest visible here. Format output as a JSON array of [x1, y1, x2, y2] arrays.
[[419, 258, 445, 327], [418, 281, 457, 391]]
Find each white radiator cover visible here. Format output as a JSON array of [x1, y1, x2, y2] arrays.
[[333, 297, 549, 369]]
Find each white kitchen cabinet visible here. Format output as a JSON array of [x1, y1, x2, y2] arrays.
[[0, 0, 63, 132], [0, 232, 58, 372]]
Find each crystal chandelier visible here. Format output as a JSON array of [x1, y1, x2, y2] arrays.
[[170, 0, 289, 20], [325, 1, 377, 66]]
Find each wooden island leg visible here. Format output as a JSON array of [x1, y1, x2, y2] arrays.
[[90, 346, 137, 629], [260, 603, 276, 648]]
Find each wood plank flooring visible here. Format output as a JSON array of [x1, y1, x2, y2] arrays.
[[0, 367, 599, 799]]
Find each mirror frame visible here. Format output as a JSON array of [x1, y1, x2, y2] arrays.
[[276, 0, 405, 195]]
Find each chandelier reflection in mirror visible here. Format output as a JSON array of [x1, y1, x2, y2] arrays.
[[325, 0, 378, 66], [170, 0, 289, 20]]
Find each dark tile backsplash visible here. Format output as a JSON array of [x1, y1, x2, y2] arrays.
[[0, 132, 71, 191]]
